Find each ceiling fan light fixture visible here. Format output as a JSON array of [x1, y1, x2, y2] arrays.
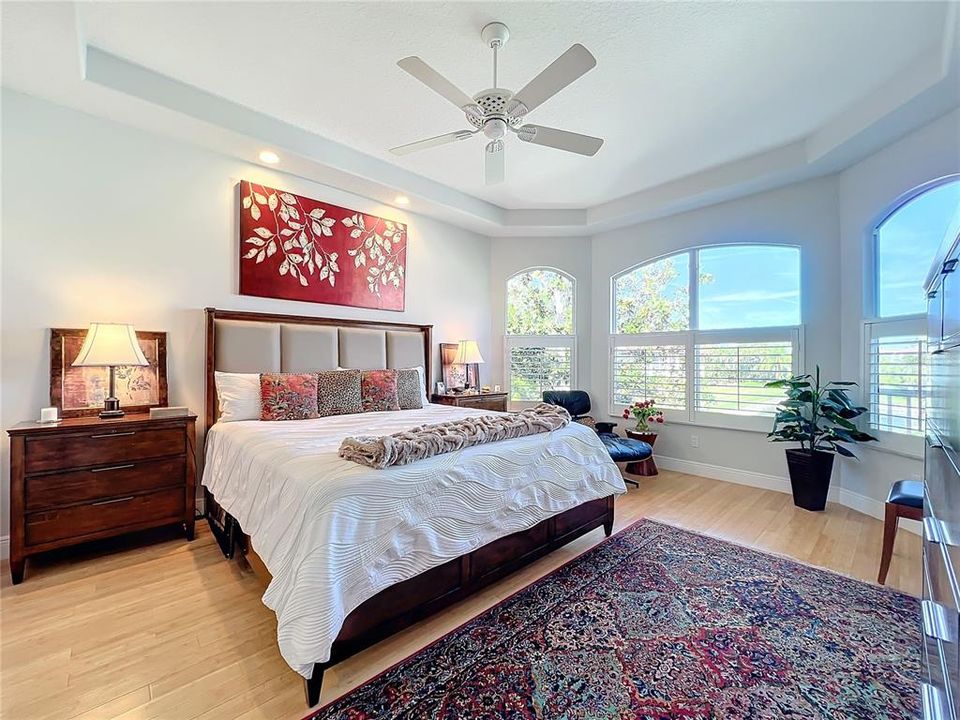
[[483, 118, 507, 140]]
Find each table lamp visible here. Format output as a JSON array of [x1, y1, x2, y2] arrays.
[[72, 323, 149, 419], [453, 340, 485, 394]]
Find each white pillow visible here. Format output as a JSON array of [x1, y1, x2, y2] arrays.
[[215, 372, 262, 422]]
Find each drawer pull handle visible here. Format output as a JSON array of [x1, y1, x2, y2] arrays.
[[90, 496, 135, 506], [921, 600, 955, 643], [90, 464, 135, 474], [90, 431, 136, 439], [921, 683, 948, 720]]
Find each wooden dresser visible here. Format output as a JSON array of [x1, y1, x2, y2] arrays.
[[432, 392, 508, 412], [7, 413, 197, 584]]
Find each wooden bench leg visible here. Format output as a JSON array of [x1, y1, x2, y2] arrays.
[[878, 502, 899, 585]]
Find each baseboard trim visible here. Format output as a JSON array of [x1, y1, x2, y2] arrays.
[[838, 488, 922, 535], [655, 456, 920, 535], [0, 535, 8, 560]]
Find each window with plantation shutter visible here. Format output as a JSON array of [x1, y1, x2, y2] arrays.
[[611, 344, 686, 410], [864, 177, 957, 449], [507, 343, 574, 402], [505, 269, 576, 406], [610, 245, 802, 431], [695, 340, 794, 416], [865, 324, 926, 436]]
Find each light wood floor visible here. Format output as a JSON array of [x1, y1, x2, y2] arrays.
[[1, 471, 921, 720]]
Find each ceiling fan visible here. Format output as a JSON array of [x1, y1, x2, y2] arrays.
[[390, 22, 603, 185]]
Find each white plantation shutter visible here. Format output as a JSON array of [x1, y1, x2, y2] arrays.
[[865, 320, 926, 436], [694, 340, 795, 416], [611, 344, 686, 410], [506, 339, 574, 402]]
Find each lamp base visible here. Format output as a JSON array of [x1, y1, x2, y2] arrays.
[[99, 397, 125, 419]]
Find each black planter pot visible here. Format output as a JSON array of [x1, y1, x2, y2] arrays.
[[785, 449, 835, 511]]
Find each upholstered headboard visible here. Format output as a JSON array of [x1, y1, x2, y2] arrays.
[[204, 308, 433, 428]]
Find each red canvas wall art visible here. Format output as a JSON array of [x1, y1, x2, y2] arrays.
[[239, 180, 407, 311]]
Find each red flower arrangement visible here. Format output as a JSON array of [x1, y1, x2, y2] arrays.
[[622, 399, 665, 431]]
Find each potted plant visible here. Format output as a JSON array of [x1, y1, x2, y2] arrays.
[[621, 400, 664, 446], [765, 366, 877, 511]]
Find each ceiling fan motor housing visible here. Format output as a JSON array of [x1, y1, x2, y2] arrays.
[[466, 89, 527, 132]]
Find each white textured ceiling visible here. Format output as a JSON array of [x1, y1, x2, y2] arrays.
[[10, 1, 949, 208], [1, 1, 957, 234]]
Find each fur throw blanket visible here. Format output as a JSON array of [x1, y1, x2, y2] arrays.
[[339, 403, 571, 469]]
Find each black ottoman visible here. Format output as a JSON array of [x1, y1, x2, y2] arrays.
[[599, 432, 652, 488]]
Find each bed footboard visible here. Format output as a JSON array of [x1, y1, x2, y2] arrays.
[[304, 494, 615, 707], [204, 488, 614, 708]]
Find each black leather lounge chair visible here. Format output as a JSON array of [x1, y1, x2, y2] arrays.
[[542, 390, 651, 488]]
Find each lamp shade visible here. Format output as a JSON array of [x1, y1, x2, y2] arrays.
[[72, 323, 149, 367], [453, 340, 484, 365]]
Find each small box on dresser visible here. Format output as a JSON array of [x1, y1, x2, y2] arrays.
[[7, 413, 197, 584]]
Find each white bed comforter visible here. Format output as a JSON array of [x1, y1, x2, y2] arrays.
[[201, 403, 625, 677]]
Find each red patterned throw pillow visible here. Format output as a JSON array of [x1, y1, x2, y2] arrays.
[[361, 369, 400, 412], [260, 373, 319, 421]]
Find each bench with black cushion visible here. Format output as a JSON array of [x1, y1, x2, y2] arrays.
[[542, 390, 651, 488], [877, 478, 924, 584]]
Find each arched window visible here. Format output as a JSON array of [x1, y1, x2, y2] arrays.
[[866, 176, 960, 439], [611, 245, 801, 431], [505, 268, 576, 403]]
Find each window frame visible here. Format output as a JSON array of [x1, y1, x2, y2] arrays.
[[867, 174, 960, 322], [609, 244, 803, 432], [504, 267, 577, 406], [862, 174, 958, 452]]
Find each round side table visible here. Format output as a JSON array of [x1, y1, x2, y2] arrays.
[[624, 429, 659, 476]]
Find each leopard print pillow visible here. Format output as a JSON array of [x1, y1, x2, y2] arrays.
[[317, 369, 363, 417], [396, 368, 423, 410]]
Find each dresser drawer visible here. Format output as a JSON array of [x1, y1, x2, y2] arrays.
[[924, 532, 959, 717], [25, 426, 184, 473], [25, 457, 185, 511], [458, 396, 507, 412], [25, 487, 186, 546]]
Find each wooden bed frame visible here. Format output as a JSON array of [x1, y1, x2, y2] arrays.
[[201, 308, 616, 708]]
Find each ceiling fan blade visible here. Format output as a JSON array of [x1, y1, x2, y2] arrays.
[[516, 125, 603, 156], [397, 56, 477, 111], [485, 140, 504, 185], [390, 129, 477, 156], [509, 44, 596, 115]]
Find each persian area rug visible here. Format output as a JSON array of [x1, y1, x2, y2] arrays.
[[307, 519, 921, 720]]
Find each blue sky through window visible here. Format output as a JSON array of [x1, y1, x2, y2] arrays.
[[697, 245, 801, 330], [876, 179, 960, 318]]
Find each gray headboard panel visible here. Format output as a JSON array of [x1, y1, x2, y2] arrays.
[[204, 308, 433, 428]]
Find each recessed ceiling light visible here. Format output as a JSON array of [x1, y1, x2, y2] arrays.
[[259, 150, 280, 164], [394, 195, 410, 205]]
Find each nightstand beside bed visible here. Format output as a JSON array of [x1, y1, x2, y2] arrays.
[[7, 412, 197, 584], [431, 392, 508, 412]]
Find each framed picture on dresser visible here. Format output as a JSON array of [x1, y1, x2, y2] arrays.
[[49, 328, 169, 417], [440, 342, 477, 391]]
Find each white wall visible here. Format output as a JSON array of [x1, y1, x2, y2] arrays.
[[0, 90, 492, 538], [589, 177, 842, 480], [489, 237, 591, 402], [838, 109, 960, 502]]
